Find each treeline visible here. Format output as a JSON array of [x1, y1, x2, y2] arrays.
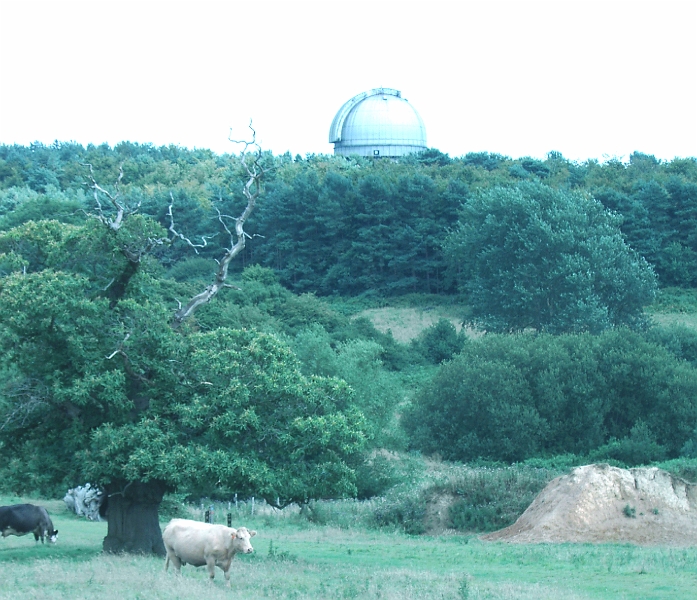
[[1, 142, 696, 296]]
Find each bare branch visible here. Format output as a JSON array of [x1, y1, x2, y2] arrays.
[[106, 333, 131, 361], [107, 481, 133, 498], [173, 126, 267, 325], [105, 333, 148, 386], [82, 163, 132, 231], [167, 196, 217, 254], [83, 163, 167, 260]]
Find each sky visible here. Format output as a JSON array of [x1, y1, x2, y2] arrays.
[[0, 0, 695, 162]]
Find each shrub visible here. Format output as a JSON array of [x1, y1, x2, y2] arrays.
[[404, 330, 697, 463], [445, 466, 558, 532], [588, 421, 668, 466], [354, 453, 401, 499], [402, 349, 547, 462], [646, 323, 697, 367], [370, 485, 427, 535], [412, 318, 467, 364], [652, 457, 697, 483], [166, 257, 216, 283], [159, 493, 192, 520]]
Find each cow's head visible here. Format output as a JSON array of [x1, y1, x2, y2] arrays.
[[48, 529, 58, 543], [231, 526, 256, 554]]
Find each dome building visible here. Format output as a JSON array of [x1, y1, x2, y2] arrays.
[[329, 88, 427, 158]]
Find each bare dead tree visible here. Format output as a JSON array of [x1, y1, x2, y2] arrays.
[[83, 162, 130, 231], [83, 163, 170, 307], [84, 163, 169, 256], [83, 126, 266, 323], [172, 126, 267, 325]]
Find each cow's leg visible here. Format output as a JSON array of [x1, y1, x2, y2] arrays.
[[205, 556, 217, 583], [166, 552, 182, 574], [222, 559, 232, 587]]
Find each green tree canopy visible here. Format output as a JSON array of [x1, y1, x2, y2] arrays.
[[0, 153, 369, 555], [444, 182, 658, 333], [403, 330, 697, 463]]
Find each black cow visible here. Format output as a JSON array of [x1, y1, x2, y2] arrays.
[[0, 504, 58, 543]]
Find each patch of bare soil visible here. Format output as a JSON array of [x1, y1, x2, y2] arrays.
[[482, 464, 697, 546]]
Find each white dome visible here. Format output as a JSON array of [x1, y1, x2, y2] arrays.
[[329, 88, 427, 157]]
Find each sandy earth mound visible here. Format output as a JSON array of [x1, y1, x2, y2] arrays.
[[482, 464, 697, 545]]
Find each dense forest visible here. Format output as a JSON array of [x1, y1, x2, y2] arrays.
[[0, 141, 696, 553], [2, 143, 696, 296]]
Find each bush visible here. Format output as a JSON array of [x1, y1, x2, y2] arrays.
[[588, 421, 668, 466], [648, 287, 697, 313], [159, 493, 192, 520], [445, 466, 558, 532], [354, 453, 401, 499], [300, 499, 375, 529], [412, 318, 467, 364], [404, 330, 697, 463], [653, 457, 697, 483], [646, 323, 697, 367], [402, 345, 547, 462], [370, 485, 427, 535], [166, 257, 216, 283]]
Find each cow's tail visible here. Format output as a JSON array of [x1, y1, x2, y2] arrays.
[[164, 555, 170, 572]]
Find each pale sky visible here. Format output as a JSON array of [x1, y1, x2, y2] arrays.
[[1, 0, 695, 162]]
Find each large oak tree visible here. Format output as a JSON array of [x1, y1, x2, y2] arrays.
[[0, 143, 367, 555]]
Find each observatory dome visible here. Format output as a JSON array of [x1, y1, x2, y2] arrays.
[[329, 88, 427, 157]]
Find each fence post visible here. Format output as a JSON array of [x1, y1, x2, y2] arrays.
[[251, 497, 255, 516], [227, 513, 232, 527], [204, 509, 210, 523]]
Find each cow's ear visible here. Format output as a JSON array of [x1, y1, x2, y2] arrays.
[[230, 532, 237, 540], [249, 530, 257, 537]]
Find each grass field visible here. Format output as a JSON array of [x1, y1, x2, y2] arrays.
[[1, 496, 696, 599], [356, 306, 472, 343], [649, 312, 697, 331], [356, 290, 697, 344]]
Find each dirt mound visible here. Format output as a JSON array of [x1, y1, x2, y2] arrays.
[[482, 464, 697, 546]]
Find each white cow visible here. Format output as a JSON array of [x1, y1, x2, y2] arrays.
[[162, 518, 256, 585]]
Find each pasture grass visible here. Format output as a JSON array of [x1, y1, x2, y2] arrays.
[[354, 305, 470, 343], [650, 312, 697, 331], [2, 494, 696, 599]]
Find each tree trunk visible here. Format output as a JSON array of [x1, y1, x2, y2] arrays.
[[102, 480, 166, 556]]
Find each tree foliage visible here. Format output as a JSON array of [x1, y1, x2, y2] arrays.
[[403, 330, 697, 463], [1, 144, 696, 297], [0, 154, 369, 520], [443, 182, 658, 333], [0, 141, 696, 518]]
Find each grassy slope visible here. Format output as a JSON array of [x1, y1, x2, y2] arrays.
[[356, 305, 469, 343], [358, 299, 697, 345], [1, 495, 696, 599]]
